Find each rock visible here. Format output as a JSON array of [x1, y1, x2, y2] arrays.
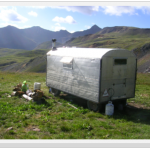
[[33, 128, 40, 132], [22, 94, 33, 101], [11, 91, 16, 96], [6, 127, 13, 131]]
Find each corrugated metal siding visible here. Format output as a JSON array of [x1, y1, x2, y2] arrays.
[[47, 55, 100, 102]]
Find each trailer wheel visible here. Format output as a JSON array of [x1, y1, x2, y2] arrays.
[[50, 88, 61, 96], [122, 99, 127, 110], [117, 99, 127, 111], [87, 101, 100, 112], [122, 99, 127, 106]]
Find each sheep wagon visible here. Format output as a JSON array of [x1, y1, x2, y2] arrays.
[[46, 41, 137, 111]]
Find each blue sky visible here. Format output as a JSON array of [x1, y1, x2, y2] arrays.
[[0, 6, 150, 33]]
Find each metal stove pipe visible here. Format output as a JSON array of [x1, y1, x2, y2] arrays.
[[52, 39, 57, 51]]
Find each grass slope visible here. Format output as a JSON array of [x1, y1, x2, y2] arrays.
[[1, 27, 150, 73], [65, 29, 150, 51], [0, 72, 150, 139], [0, 48, 49, 72]]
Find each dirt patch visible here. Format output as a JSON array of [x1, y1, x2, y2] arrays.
[[25, 125, 40, 132], [140, 94, 149, 98], [127, 102, 150, 109], [97, 118, 106, 122], [22, 63, 26, 68], [34, 114, 42, 119]]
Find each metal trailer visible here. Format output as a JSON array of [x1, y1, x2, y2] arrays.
[[46, 40, 137, 111]]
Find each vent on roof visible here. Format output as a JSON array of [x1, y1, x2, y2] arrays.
[[52, 39, 57, 51]]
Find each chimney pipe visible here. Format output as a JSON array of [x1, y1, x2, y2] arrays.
[[52, 39, 57, 51]]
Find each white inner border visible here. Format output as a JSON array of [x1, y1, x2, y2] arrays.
[[0, 0, 150, 148], [0, 1, 150, 6]]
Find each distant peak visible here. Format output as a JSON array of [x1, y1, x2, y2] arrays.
[[90, 25, 101, 29], [31, 26, 42, 28], [5, 25, 18, 29], [60, 29, 67, 31], [6, 25, 16, 28], [57, 30, 69, 33], [92, 24, 98, 27]]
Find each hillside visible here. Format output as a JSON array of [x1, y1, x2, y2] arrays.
[[64, 26, 150, 73], [1, 26, 150, 73], [0, 25, 101, 50], [64, 26, 150, 49], [132, 42, 150, 73], [0, 48, 48, 72]]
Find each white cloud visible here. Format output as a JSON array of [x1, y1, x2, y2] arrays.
[[55, 23, 61, 26], [54, 26, 66, 31], [28, 11, 38, 17], [100, 6, 150, 16], [0, 8, 28, 23], [100, 6, 136, 16], [50, 6, 99, 15], [69, 31, 75, 33], [85, 25, 90, 29], [135, 6, 150, 14], [52, 16, 76, 24], [51, 23, 66, 31], [0, 6, 8, 10]]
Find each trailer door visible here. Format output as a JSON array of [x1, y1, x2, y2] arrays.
[[112, 58, 127, 99]]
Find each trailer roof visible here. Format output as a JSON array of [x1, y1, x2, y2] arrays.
[[46, 47, 125, 59]]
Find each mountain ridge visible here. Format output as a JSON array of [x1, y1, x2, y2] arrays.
[[0, 25, 101, 50]]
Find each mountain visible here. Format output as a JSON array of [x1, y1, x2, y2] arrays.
[[2, 25, 150, 73], [0, 25, 101, 50], [97, 26, 134, 34], [0, 26, 37, 50], [64, 26, 150, 48], [71, 25, 102, 38]]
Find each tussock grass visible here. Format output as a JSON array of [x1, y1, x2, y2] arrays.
[[0, 72, 150, 139], [66, 32, 150, 51]]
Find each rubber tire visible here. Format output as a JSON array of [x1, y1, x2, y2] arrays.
[[122, 99, 127, 106], [122, 99, 127, 111], [50, 88, 61, 96], [87, 101, 100, 112]]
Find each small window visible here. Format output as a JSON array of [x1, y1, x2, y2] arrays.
[[60, 57, 73, 69], [63, 63, 72, 69], [114, 59, 127, 65]]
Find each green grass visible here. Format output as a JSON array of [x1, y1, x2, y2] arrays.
[[0, 48, 48, 65], [0, 72, 150, 139], [65, 31, 150, 51], [0, 48, 48, 72]]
